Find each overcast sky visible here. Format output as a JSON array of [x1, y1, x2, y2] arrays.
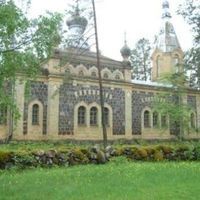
[[25, 0, 193, 60]]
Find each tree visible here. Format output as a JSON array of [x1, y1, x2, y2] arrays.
[[91, 0, 107, 149], [0, 0, 62, 142], [51, 0, 108, 148], [178, 0, 200, 89], [184, 48, 200, 89], [153, 72, 194, 139], [130, 38, 152, 81]]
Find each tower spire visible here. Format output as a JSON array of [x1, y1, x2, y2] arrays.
[[151, 0, 184, 81], [155, 0, 181, 52]]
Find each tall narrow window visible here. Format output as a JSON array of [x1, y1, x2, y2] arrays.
[[78, 106, 86, 125], [115, 75, 120, 80], [161, 115, 167, 128], [174, 54, 180, 73], [32, 104, 39, 125], [91, 71, 97, 77], [78, 70, 84, 76], [0, 106, 7, 125], [90, 107, 98, 126], [144, 110, 150, 128], [103, 73, 109, 79], [156, 56, 161, 77], [104, 107, 109, 126], [190, 113, 195, 129], [153, 112, 158, 127]]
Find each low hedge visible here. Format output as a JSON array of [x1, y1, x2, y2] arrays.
[[0, 144, 200, 170]]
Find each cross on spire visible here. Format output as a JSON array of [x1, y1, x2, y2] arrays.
[[124, 31, 127, 44], [162, 0, 172, 19]]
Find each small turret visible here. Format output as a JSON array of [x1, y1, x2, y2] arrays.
[[120, 33, 131, 61]]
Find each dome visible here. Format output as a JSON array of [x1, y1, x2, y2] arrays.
[[120, 43, 131, 58], [66, 7, 88, 32]]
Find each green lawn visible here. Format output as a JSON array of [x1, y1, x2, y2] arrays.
[[0, 159, 200, 200]]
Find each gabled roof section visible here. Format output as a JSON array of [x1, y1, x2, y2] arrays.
[[52, 48, 125, 69]]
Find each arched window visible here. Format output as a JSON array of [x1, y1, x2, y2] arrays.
[[103, 73, 109, 79], [90, 107, 98, 125], [104, 107, 109, 126], [32, 104, 39, 125], [161, 115, 167, 128], [153, 112, 158, 127], [78, 106, 86, 125], [156, 56, 161, 77], [115, 75, 120, 80], [78, 70, 84, 76], [144, 110, 150, 128], [190, 113, 195, 129], [0, 106, 7, 125], [91, 71, 97, 77], [174, 54, 179, 64]]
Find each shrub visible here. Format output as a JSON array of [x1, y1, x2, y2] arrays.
[[13, 153, 37, 169], [174, 145, 194, 161], [156, 145, 173, 155], [193, 146, 200, 160], [154, 151, 164, 161], [144, 147, 155, 160], [0, 151, 13, 169], [133, 148, 148, 160], [114, 147, 124, 156], [68, 148, 89, 166]]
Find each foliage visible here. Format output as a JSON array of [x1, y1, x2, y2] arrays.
[[178, 0, 200, 89], [178, 0, 200, 44], [0, 151, 13, 168], [0, 0, 63, 137], [1, 142, 200, 170], [184, 47, 200, 89], [153, 72, 193, 138], [130, 38, 152, 81]]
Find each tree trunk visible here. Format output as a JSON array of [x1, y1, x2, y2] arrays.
[[91, 0, 107, 149]]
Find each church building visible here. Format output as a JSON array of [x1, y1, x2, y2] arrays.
[[0, 0, 199, 140]]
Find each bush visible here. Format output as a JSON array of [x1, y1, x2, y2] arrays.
[[154, 151, 164, 161], [156, 145, 173, 155], [127, 148, 148, 161], [0, 151, 13, 169], [68, 148, 89, 166], [13, 153, 37, 169], [0, 143, 200, 170]]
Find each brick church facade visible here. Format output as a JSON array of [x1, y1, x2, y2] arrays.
[[0, 0, 200, 140]]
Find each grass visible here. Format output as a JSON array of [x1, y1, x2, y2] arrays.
[[0, 158, 200, 200], [0, 140, 200, 152]]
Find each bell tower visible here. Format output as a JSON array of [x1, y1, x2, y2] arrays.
[[151, 0, 184, 81]]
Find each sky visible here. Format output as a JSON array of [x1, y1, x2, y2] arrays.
[[21, 0, 193, 60]]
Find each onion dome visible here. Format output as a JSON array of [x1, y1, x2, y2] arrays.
[[120, 41, 131, 60], [66, 6, 88, 34]]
